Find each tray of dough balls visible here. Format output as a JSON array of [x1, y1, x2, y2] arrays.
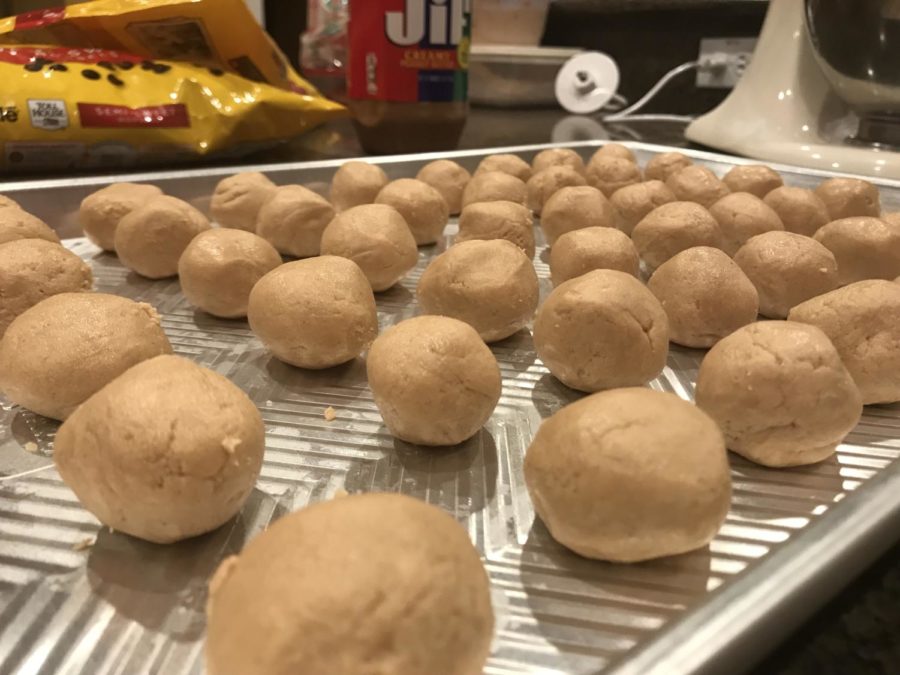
[[1, 141, 900, 675]]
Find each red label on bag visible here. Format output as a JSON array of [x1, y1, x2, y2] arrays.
[[0, 46, 142, 66], [347, 0, 471, 103], [77, 103, 190, 128], [14, 8, 66, 31]]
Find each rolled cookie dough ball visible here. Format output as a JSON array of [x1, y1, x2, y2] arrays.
[[696, 322, 862, 467], [788, 280, 900, 404], [648, 247, 758, 348], [0, 194, 19, 209], [0, 239, 92, 336], [54, 355, 264, 544], [0, 293, 172, 420], [524, 388, 730, 562], [708, 192, 785, 255], [461, 170, 527, 209], [376, 178, 449, 245], [534, 270, 668, 392], [815, 177, 881, 219], [644, 151, 692, 182], [813, 216, 900, 285], [248, 256, 377, 369], [526, 165, 587, 215], [0, 207, 59, 246], [763, 186, 830, 237], [591, 143, 637, 163], [722, 164, 783, 198], [475, 153, 531, 181], [210, 172, 276, 232], [532, 147, 585, 175], [540, 185, 616, 246], [665, 165, 730, 207], [79, 182, 164, 251], [206, 493, 493, 675], [256, 185, 335, 258], [632, 201, 723, 271], [734, 231, 838, 318], [178, 229, 282, 318], [550, 227, 639, 286], [586, 156, 642, 197], [329, 161, 389, 212], [609, 180, 677, 235], [367, 316, 501, 445], [416, 159, 471, 215], [115, 195, 210, 278], [456, 200, 535, 259], [417, 239, 539, 342], [320, 204, 418, 291]]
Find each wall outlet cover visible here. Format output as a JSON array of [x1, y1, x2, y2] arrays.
[[697, 37, 757, 89]]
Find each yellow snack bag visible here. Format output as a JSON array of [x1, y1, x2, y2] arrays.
[[0, 0, 346, 171]]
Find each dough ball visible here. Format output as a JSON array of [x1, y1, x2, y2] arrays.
[[696, 322, 862, 467], [540, 186, 616, 246], [644, 151, 692, 182], [0, 194, 20, 209], [550, 227, 639, 286], [609, 180, 677, 235], [524, 387, 730, 562], [256, 185, 335, 258], [461, 170, 527, 209], [0, 239, 92, 336], [815, 177, 880, 219], [788, 280, 900, 403], [320, 204, 418, 291], [631, 201, 723, 271], [0, 292, 172, 420], [475, 153, 531, 181], [376, 178, 449, 245], [534, 269, 668, 392], [177, 229, 282, 318], [79, 182, 164, 251], [0, 207, 59, 246], [585, 156, 642, 197], [734, 231, 838, 318], [763, 186, 830, 237], [532, 148, 585, 175], [883, 211, 900, 227], [813, 216, 900, 285], [648, 247, 759, 348], [708, 192, 785, 255], [722, 164, 783, 198], [416, 159, 471, 215], [591, 143, 637, 163], [248, 256, 377, 369], [115, 195, 210, 278], [54, 354, 264, 544], [329, 161, 389, 212], [456, 200, 535, 259], [665, 165, 730, 207], [210, 172, 276, 232], [206, 493, 493, 675], [367, 316, 501, 445], [417, 239, 539, 342], [526, 165, 587, 215]]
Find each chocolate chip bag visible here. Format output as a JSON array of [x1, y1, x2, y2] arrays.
[[0, 0, 346, 172]]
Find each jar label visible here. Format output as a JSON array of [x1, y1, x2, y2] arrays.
[[348, 0, 471, 103]]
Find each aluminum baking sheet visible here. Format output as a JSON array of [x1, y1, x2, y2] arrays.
[[1, 142, 899, 675]]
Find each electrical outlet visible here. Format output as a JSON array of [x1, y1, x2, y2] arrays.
[[696, 37, 757, 89]]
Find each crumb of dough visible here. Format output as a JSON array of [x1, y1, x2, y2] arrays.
[[222, 436, 241, 454], [324, 406, 337, 422], [23, 442, 38, 453], [265, 400, 273, 407], [72, 536, 96, 552]]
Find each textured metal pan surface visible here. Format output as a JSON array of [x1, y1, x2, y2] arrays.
[[1, 143, 899, 675]]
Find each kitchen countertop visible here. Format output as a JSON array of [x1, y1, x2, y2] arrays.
[[2, 105, 897, 674]]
